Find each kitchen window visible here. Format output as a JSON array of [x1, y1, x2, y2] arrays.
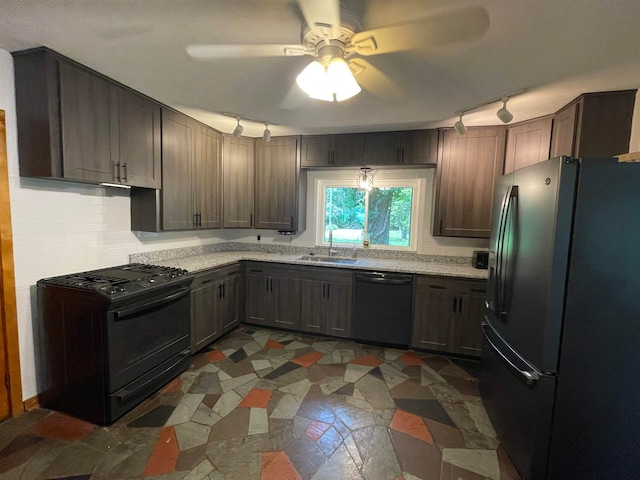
[[316, 176, 420, 250]]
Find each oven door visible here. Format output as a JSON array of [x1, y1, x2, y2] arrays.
[[106, 284, 191, 393]]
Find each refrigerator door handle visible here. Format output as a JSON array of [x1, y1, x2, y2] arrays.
[[494, 185, 513, 315], [482, 320, 540, 385], [499, 185, 518, 317]]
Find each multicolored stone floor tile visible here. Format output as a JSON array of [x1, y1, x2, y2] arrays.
[[0, 327, 521, 480]]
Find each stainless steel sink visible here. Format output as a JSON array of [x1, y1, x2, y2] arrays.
[[298, 255, 357, 265]]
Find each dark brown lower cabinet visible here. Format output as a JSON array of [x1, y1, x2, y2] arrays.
[[191, 264, 241, 353], [244, 262, 301, 330], [411, 276, 486, 357], [300, 268, 352, 338]]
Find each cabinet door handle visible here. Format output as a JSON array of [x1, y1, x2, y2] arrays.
[[219, 284, 223, 299], [249, 269, 263, 273], [201, 279, 214, 284], [401, 147, 405, 163], [290, 216, 294, 228], [322, 284, 326, 298], [222, 282, 226, 298], [439, 219, 443, 235], [270, 278, 273, 292], [326, 284, 330, 298], [112, 162, 120, 182], [453, 297, 458, 313], [429, 285, 446, 290], [250, 213, 253, 227], [458, 297, 463, 313], [265, 278, 269, 291], [121, 162, 127, 182]]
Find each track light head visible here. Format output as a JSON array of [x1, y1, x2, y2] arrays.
[[263, 122, 271, 142], [232, 118, 243, 137], [496, 97, 513, 124], [454, 114, 467, 135]]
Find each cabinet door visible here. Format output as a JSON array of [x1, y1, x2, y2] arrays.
[[117, 88, 161, 188], [59, 62, 115, 183], [324, 282, 352, 338], [333, 134, 364, 166], [272, 277, 301, 329], [504, 117, 552, 174], [245, 274, 272, 326], [301, 136, 333, 167], [161, 109, 196, 230], [191, 281, 220, 352], [254, 136, 299, 230], [453, 294, 484, 357], [363, 132, 402, 165], [196, 125, 222, 228], [223, 135, 254, 228], [402, 130, 438, 165], [300, 279, 326, 333], [550, 102, 579, 158], [411, 287, 455, 352], [434, 127, 505, 238], [220, 274, 241, 333]]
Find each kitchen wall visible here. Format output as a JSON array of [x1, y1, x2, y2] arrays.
[[2, 47, 639, 401]]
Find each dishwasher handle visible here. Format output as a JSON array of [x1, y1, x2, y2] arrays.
[[355, 273, 413, 286]]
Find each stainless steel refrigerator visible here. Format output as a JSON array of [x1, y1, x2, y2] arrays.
[[480, 156, 640, 480]]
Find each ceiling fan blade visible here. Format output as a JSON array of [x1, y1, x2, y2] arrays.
[[351, 4, 489, 56], [349, 59, 405, 102], [297, 0, 341, 40], [186, 44, 311, 59]]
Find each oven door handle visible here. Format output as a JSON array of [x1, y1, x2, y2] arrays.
[[114, 288, 190, 319]]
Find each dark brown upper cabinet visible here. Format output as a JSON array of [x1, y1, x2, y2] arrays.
[[13, 47, 161, 188], [434, 127, 506, 238], [550, 90, 636, 159], [504, 116, 553, 174], [223, 135, 255, 228], [254, 136, 305, 231], [300, 134, 364, 167], [363, 130, 438, 166], [131, 109, 222, 231]]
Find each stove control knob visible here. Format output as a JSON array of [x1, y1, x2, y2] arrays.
[[117, 287, 126, 292], [148, 278, 156, 283]]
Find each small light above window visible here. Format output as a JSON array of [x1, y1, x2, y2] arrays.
[[356, 167, 374, 191]]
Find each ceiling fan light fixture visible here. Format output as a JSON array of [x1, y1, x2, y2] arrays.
[[327, 57, 361, 101], [232, 118, 243, 137], [263, 122, 271, 142], [454, 114, 467, 135], [496, 97, 514, 123], [296, 56, 361, 102]]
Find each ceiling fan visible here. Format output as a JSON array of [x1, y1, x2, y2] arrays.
[[186, 0, 490, 103]]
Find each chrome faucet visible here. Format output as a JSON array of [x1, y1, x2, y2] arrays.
[[328, 230, 337, 257]]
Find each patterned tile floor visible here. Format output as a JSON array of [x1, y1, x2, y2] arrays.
[[0, 327, 521, 479]]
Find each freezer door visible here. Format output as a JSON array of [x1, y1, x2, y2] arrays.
[[480, 317, 556, 480], [488, 157, 578, 372]]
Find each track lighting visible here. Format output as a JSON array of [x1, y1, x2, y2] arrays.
[[454, 114, 467, 136], [453, 89, 524, 133], [232, 118, 243, 138], [496, 97, 513, 123], [263, 122, 271, 142]]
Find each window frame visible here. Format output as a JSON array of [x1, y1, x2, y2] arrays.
[[315, 176, 421, 251]]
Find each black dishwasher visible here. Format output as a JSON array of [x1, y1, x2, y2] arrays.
[[352, 272, 413, 347]]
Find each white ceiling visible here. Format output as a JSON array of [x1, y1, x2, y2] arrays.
[[1, 0, 640, 137]]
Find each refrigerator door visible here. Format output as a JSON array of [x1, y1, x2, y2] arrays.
[[480, 316, 556, 480], [547, 160, 640, 479], [487, 157, 578, 373]]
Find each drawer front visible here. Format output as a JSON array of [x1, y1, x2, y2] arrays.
[[244, 261, 300, 279], [415, 275, 486, 296], [300, 266, 353, 284], [192, 263, 241, 289]]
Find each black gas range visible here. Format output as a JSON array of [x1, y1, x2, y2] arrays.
[[37, 263, 194, 425]]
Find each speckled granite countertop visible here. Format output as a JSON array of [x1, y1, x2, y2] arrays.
[[147, 251, 488, 280]]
